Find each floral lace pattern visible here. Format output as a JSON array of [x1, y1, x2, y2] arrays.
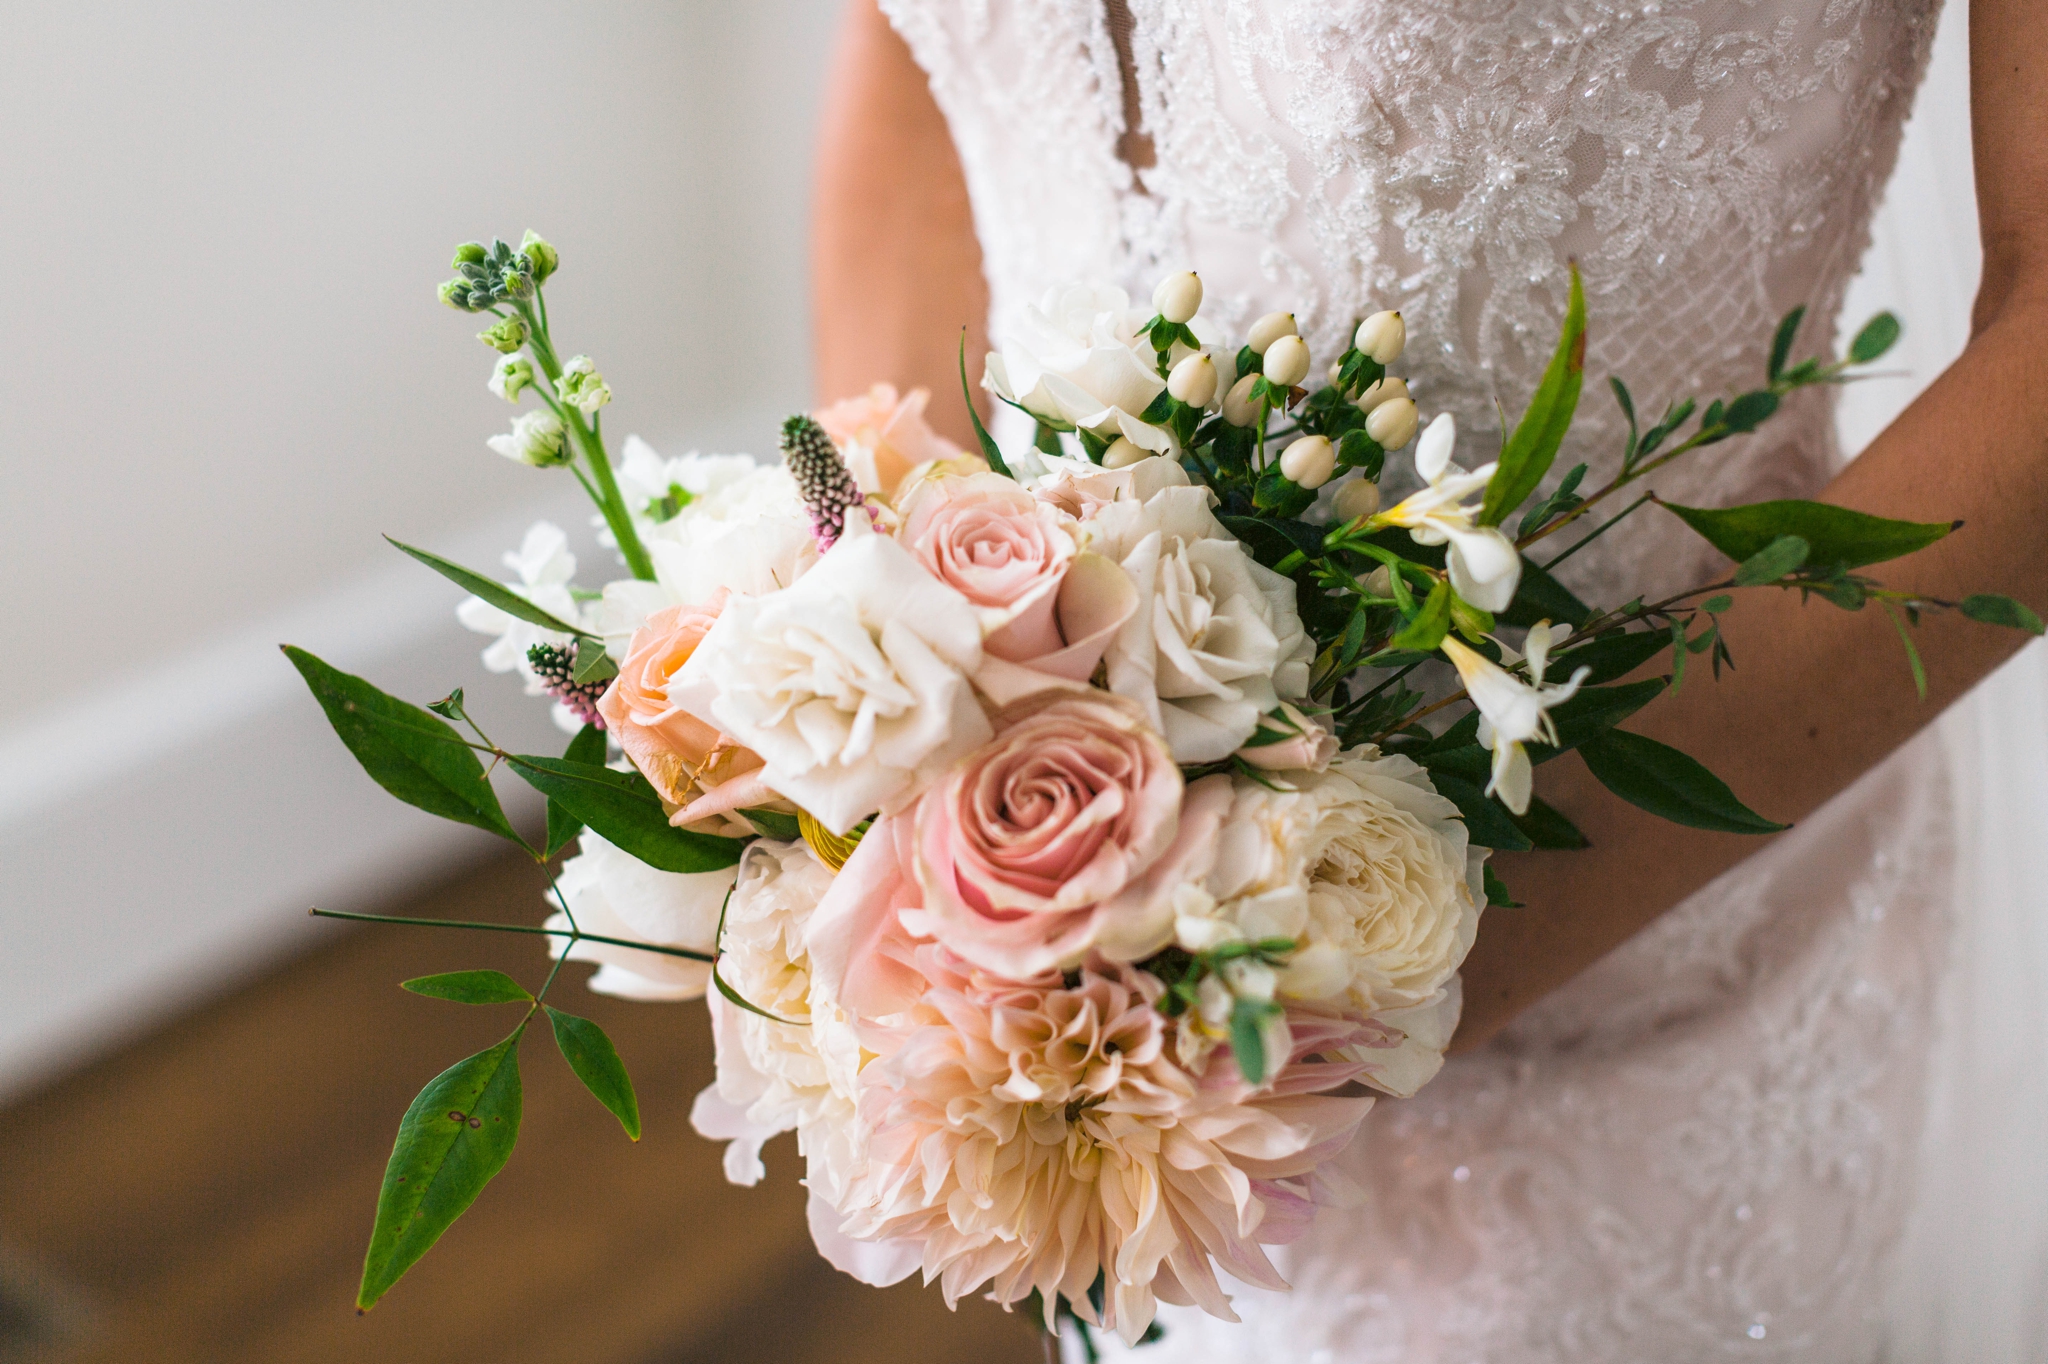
[[878, 0, 1952, 1356]]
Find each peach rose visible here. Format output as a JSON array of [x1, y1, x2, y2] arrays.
[[597, 592, 762, 815], [899, 472, 1079, 662], [814, 384, 968, 501]]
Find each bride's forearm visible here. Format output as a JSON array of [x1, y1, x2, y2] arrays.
[[1455, 272, 2048, 1051], [812, 0, 988, 446]]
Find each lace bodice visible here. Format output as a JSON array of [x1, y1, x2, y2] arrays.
[[877, 1, 1956, 1359]]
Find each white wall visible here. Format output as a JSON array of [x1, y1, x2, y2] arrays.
[[0, 1, 839, 1095]]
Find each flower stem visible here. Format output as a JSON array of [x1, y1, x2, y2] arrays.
[[308, 907, 714, 962]]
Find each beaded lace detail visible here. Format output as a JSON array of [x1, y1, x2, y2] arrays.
[[878, 0, 1953, 1357]]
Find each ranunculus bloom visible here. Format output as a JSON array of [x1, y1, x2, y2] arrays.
[[543, 830, 736, 1000], [597, 592, 763, 815], [898, 471, 1079, 661], [898, 691, 1232, 976], [814, 383, 967, 500]]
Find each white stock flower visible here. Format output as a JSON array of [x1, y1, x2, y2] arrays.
[[455, 520, 585, 697], [1439, 622, 1589, 815], [487, 407, 567, 466], [1375, 413, 1521, 611], [543, 829, 736, 1000], [487, 353, 536, 402], [1083, 457, 1313, 762], [669, 524, 990, 834], [983, 283, 1186, 454], [555, 354, 611, 415]]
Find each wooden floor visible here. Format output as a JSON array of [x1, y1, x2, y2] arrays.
[[0, 852, 1045, 1364]]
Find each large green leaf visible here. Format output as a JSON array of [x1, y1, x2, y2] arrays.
[[1576, 729, 1787, 834], [1425, 770, 1533, 852], [508, 755, 744, 873], [1391, 581, 1452, 652], [358, 1028, 525, 1310], [402, 970, 531, 1004], [1528, 678, 1667, 761], [1661, 499, 1953, 572], [1499, 555, 1592, 629], [1555, 629, 1670, 685], [1508, 795, 1590, 849], [1480, 265, 1586, 526], [544, 725, 608, 859], [385, 537, 593, 640], [545, 1006, 641, 1141], [284, 646, 522, 845]]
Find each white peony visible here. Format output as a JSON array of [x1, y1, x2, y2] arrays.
[[983, 283, 1186, 454], [669, 522, 991, 834], [543, 829, 738, 1000], [1080, 456, 1312, 762]]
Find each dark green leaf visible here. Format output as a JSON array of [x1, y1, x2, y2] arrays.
[[1848, 312, 1901, 364], [1529, 678, 1668, 761], [402, 970, 531, 1004], [1480, 264, 1586, 525], [1515, 463, 1588, 539], [1733, 534, 1811, 586], [283, 647, 522, 846], [1391, 581, 1452, 652], [1508, 795, 1590, 850], [1808, 575, 1869, 610], [1218, 513, 1324, 572], [544, 725, 607, 858], [1229, 999, 1278, 1086], [1722, 389, 1780, 434], [1577, 729, 1788, 833], [1555, 629, 1670, 685], [1609, 376, 1638, 456], [1427, 770, 1533, 851], [571, 638, 618, 685], [1253, 462, 1318, 517], [1661, 499, 1953, 571], [1702, 595, 1734, 614], [1483, 865, 1523, 907], [1499, 555, 1593, 629], [426, 688, 466, 722], [958, 333, 1013, 479], [1335, 429, 1384, 479], [1768, 305, 1806, 381], [358, 1029, 525, 1310], [1960, 593, 2046, 635], [385, 538, 593, 640], [739, 807, 803, 841], [1634, 397, 1695, 462], [508, 756, 744, 873], [1417, 742, 1491, 783], [544, 1006, 641, 1141]]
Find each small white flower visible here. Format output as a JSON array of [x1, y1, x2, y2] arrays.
[[1374, 413, 1522, 612], [488, 353, 536, 402], [1438, 623, 1589, 815], [555, 354, 611, 415], [487, 407, 567, 467]]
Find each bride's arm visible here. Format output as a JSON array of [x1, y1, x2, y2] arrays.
[[812, 0, 987, 446], [1456, 0, 2048, 1048]]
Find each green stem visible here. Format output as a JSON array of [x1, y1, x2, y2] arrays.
[[308, 907, 714, 962]]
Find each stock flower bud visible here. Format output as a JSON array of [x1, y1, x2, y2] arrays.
[[1101, 436, 1147, 469], [488, 353, 536, 402], [487, 409, 567, 467], [452, 242, 488, 267], [1354, 310, 1406, 364], [1152, 271, 1203, 325], [520, 230, 558, 283], [1365, 396, 1420, 449], [1247, 311, 1297, 354], [1167, 351, 1219, 407], [437, 279, 472, 310], [1355, 374, 1409, 412], [1262, 334, 1311, 388], [1333, 478, 1382, 523], [555, 355, 611, 415], [477, 316, 528, 353], [1221, 373, 1262, 427], [1279, 435, 1336, 489]]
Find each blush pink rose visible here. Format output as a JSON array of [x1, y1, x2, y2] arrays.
[[597, 592, 763, 814], [900, 472, 1078, 662], [814, 384, 968, 500]]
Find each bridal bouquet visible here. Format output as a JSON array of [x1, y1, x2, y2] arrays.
[[292, 233, 2041, 1349]]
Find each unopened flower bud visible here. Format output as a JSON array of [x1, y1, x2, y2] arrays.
[[519, 230, 558, 283], [1247, 311, 1297, 354], [1279, 435, 1336, 489], [1327, 361, 1344, 388], [488, 353, 536, 402], [1152, 271, 1203, 325], [477, 316, 528, 353], [1361, 564, 1394, 596], [1167, 351, 1218, 407], [1221, 373, 1263, 427], [438, 279, 472, 310], [1101, 436, 1147, 468], [1365, 396, 1420, 449], [555, 355, 611, 415], [487, 409, 567, 467], [1355, 374, 1409, 412], [452, 241, 488, 268], [1354, 310, 1406, 364], [1262, 334, 1311, 388], [1333, 478, 1382, 523]]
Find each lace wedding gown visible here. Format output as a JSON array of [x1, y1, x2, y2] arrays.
[[873, 0, 1977, 1358]]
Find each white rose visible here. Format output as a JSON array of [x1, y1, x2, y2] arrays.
[[669, 523, 991, 833], [982, 283, 1180, 454], [1082, 457, 1312, 762], [543, 829, 737, 1001]]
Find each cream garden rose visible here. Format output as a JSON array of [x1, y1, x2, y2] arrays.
[[543, 830, 737, 1001], [983, 284, 1184, 454]]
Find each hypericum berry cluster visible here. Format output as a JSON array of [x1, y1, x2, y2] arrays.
[[781, 413, 864, 550], [525, 642, 608, 729]]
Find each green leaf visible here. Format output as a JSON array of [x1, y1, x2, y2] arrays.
[[1661, 499, 1953, 572], [958, 332, 1013, 479], [1508, 795, 1590, 850], [1529, 678, 1667, 761], [1426, 770, 1534, 852], [544, 725, 607, 859], [283, 647, 523, 846], [1391, 580, 1452, 652], [508, 755, 745, 873], [402, 970, 531, 1004], [1960, 593, 2046, 635], [1218, 513, 1325, 571], [571, 638, 618, 685], [1499, 555, 1593, 629], [385, 538, 593, 640], [1483, 865, 1523, 908], [1733, 534, 1811, 586], [1335, 429, 1384, 479], [544, 1006, 641, 1141], [1768, 306, 1806, 381], [1576, 729, 1788, 833], [1229, 999, 1279, 1086], [1880, 601, 1929, 700], [358, 1029, 525, 1310], [739, 807, 803, 841], [1515, 463, 1588, 538], [1702, 595, 1734, 614], [1848, 312, 1902, 364], [1480, 264, 1586, 526], [1555, 629, 1670, 685], [1253, 462, 1318, 517], [1721, 389, 1781, 434], [1609, 376, 1638, 457]]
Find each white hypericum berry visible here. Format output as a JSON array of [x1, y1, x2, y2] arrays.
[[1152, 271, 1203, 325], [1221, 373, 1262, 427], [1365, 396, 1420, 449], [1333, 478, 1382, 523], [1355, 375, 1410, 413], [1262, 334, 1311, 388], [1101, 436, 1147, 468], [1247, 311, 1298, 354], [1354, 310, 1406, 364], [1279, 435, 1336, 489], [1168, 351, 1219, 407]]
